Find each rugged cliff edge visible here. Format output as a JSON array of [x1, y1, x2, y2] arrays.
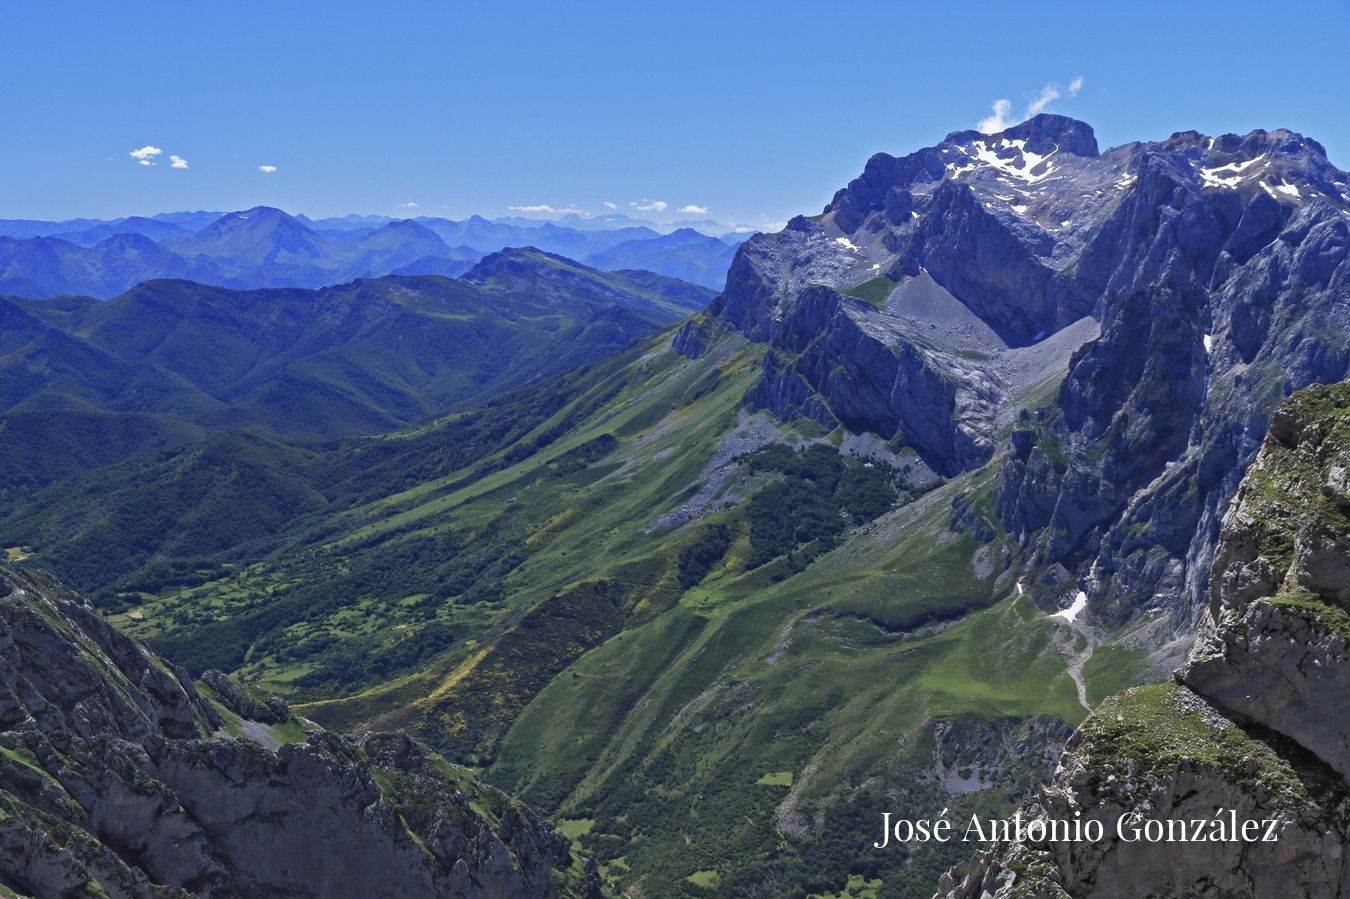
[[698, 114, 1349, 634], [934, 383, 1350, 898], [0, 566, 593, 898]]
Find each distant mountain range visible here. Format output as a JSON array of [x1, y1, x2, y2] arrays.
[[0, 207, 745, 297], [0, 247, 712, 506]]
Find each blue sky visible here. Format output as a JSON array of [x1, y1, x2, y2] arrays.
[[4, 1, 1349, 226]]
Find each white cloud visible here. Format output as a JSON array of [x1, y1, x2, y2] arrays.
[[677, 204, 709, 214], [1025, 83, 1061, 118], [397, 201, 419, 208], [977, 99, 1014, 134], [977, 77, 1085, 133], [258, 164, 278, 174], [130, 145, 162, 166], [631, 199, 668, 212], [507, 203, 582, 214], [169, 155, 189, 169], [603, 201, 617, 210]]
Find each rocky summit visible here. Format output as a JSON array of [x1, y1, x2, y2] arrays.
[[689, 113, 1349, 643], [935, 383, 1350, 899], [0, 566, 594, 898]]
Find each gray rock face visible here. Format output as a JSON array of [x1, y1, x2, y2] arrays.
[[0, 567, 580, 899], [1181, 384, 1350, 779], [706, 113, 1349, 629], [740, 285, 1001, 474], [993, 131, 1349, 630], [1184, 600, 1350, 780], [934, 384, 1350, 899]]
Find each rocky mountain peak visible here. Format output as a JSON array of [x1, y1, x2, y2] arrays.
[[707, 115, 1347, 633], [946, 113, 1100, 158]]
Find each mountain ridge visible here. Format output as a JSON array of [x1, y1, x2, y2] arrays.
[[0, 208, 739, 299], [0, 256, 712, 507], [701, 112, 1348, 643]]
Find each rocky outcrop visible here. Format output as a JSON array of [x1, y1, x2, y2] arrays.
[[993, 129, 1349, 631], [740, 285, 1001, 475], [1180, 384, 1350, 779], [0, 566, 586, 899], [934, 383, 1350, 899], [704, 113, 1349, 630]]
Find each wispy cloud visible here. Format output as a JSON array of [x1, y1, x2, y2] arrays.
[[977, 77, 1085, 133], [603, 201, 617, 210], [507, 203, 582, 214], [397, 201, 419, 208], [631, 199, 668, 212], [129, 145, 162, 166], [169, 154, 189, 169], [977, 100, 1014, 134], [677, 204, 708, 215], [258, 164, 278, 174]]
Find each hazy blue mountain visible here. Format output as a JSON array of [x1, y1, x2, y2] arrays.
[[0, 217, 116, 238], [417, 215, 661, 258], [335, 219, 452, 278], [0, 206, 741, 299], [50, 216, 194, 245], [297, 212, 398, 231], [389, 251, 481, 278], [0, 209, 461, 297], [584, 227, 736, 289], [148, 209, 228, 230], [0, 232, 194, 298], [0, 251, 712, 497], [553, 211, 658, 230]]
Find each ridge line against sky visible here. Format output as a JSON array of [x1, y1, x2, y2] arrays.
[[3, 0, 1348, 223]]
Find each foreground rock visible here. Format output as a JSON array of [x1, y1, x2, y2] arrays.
[[0, 566, 593, 899], [935, 383, 1350, 898]]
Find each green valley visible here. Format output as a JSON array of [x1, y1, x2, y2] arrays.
[[18, 316, 1131, 897]]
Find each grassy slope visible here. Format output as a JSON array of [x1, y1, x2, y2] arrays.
[[85, 322, 1121, 897], [491, 464, 1086, 896]]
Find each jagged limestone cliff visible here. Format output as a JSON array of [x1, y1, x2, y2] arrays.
[[935, 383, 1350, 898], [702, 115, 1349, 636], [0, 567, 594, 899]]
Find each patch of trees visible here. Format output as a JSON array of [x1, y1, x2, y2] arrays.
[[677, 524, 733, 588], [743, 445, 898, 570]]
